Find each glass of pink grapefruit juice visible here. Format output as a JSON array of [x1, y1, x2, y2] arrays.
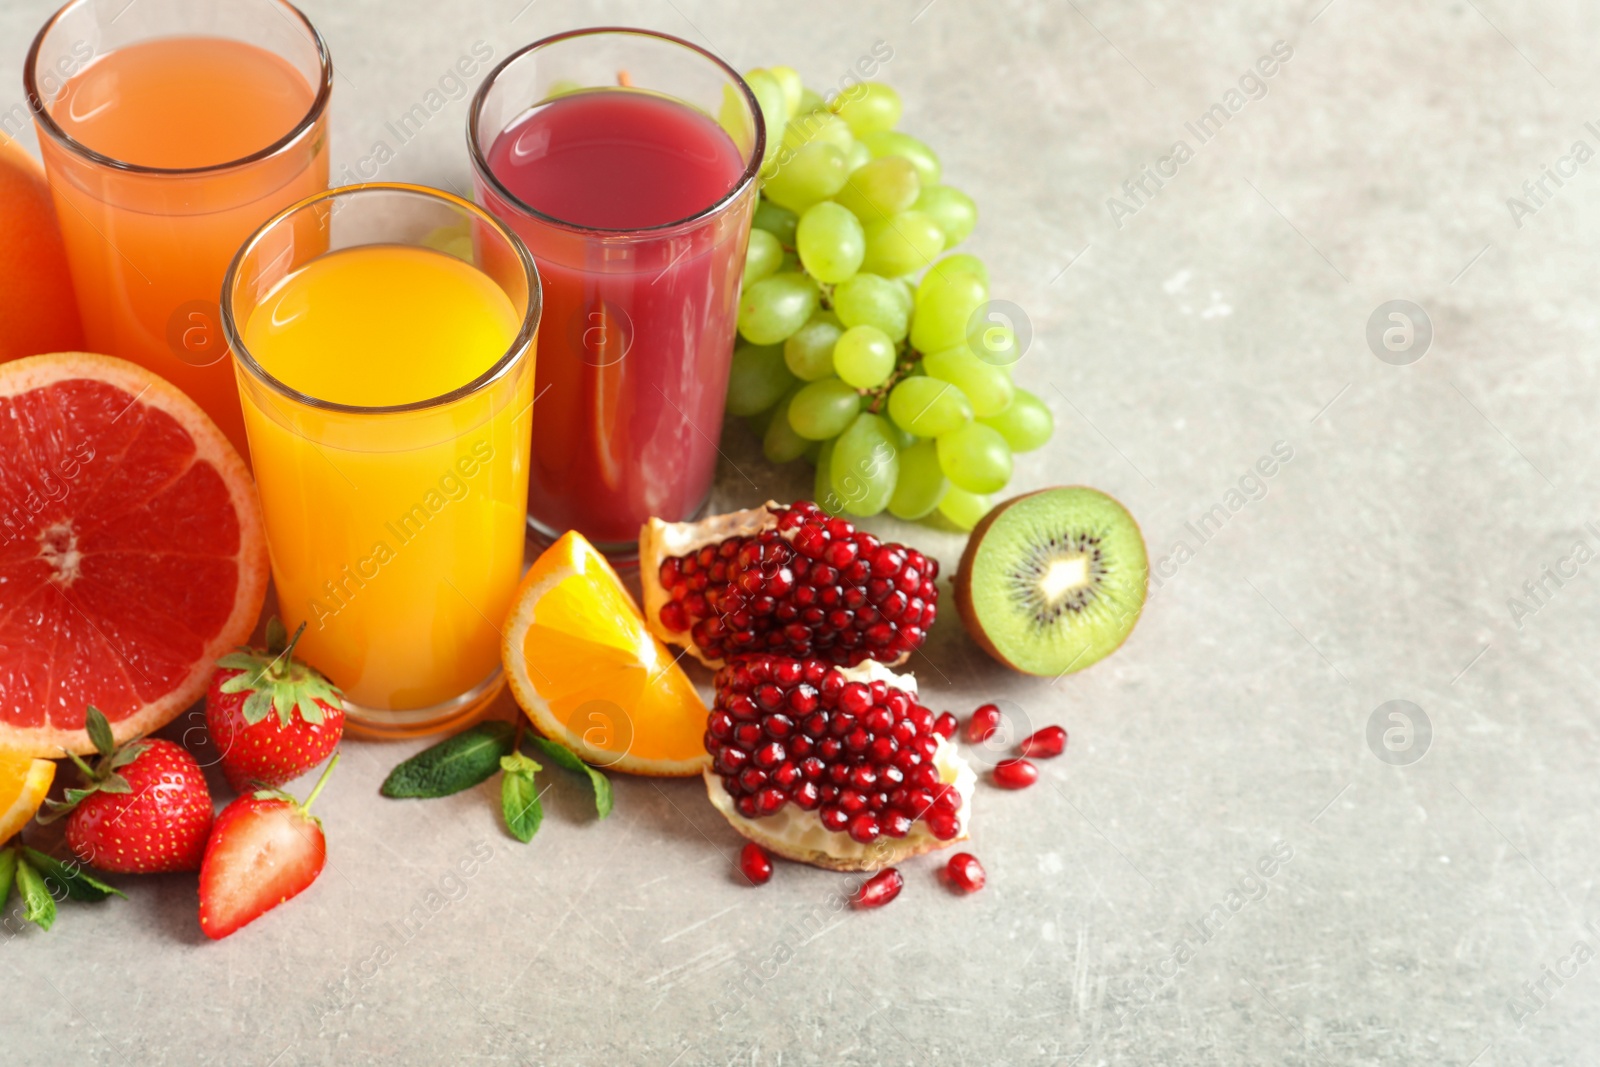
[[223, 184, 539, 738], [25, 0, 332, 461], [469, 28, 764, 558]]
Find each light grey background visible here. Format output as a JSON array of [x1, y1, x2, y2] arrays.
[[4, 1, 1598, 1064]]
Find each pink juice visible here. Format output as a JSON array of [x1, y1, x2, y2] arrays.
[[478, 88, 754, 551]]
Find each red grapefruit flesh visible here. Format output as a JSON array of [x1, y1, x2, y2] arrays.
[[0, 353, 268, 756]]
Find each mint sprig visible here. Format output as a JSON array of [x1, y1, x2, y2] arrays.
[[380, 718, 614, 843]]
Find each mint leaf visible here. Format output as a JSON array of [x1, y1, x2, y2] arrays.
[[530, 736, 613, 819], [0, 847, 16, 915], [380, 721, 517, 798], [500, 753, 543, 843], [21, 848, 124, 902], [15, 858, 55, 931]]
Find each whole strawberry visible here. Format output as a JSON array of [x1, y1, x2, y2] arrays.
[[43, 707, 213, 874], [207, 618, 344, 792]]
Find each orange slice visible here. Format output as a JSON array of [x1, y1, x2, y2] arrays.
[[502, 531, 709, 776], [0, 754, 56, 845]]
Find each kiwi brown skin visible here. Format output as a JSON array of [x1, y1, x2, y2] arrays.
[[954, 486, 1148, 676]]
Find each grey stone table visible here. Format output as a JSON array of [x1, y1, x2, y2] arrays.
[[4, 1, 1597, 1063]]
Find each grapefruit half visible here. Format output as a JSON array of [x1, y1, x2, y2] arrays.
[[0, 353, 268, 756]]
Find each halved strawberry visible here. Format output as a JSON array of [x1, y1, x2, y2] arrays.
[[42, 708, 213, 874], [206, 618, 344, 792], [199, 756, 337, 940]]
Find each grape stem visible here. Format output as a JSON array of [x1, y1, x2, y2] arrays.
[[862, 352, 922, 415]]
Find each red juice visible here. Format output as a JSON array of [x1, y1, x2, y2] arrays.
[[477, 88, 754, 551]]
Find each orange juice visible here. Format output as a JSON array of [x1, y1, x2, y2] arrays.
[[39, 36, 328, 458], [237, 244, 533, 713]]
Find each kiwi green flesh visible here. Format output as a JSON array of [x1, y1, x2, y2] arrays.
[[963, 487, 1147, 675]]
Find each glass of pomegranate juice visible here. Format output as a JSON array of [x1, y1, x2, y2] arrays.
[[469, 27, 764, 558]]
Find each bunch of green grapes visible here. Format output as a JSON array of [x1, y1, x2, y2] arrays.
[[724, 67, 1053, 531]]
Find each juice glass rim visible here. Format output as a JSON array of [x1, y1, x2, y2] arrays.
[[466, 25, 766, 239], [221, 181, 541, 417], [23, 0, 334, 177]]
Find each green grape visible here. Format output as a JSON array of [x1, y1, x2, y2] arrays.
[[916, 254, 989, 304], [787, 377, 861, 440], [753, 199, 798, 246], [915, 185, 978, 248], [830, 413, 899, 517], [764, 387, 811, 463], [797, 87, 825, 114], [782, 110, 854, 156], [743, 228, 784, 287], [862, 210, 945, 277], [968, 319, 1021, 368], [910, 270, 987, 354], [738, 272, 819, 345], [832, 272, 909, 341], [829, 82, 903, 136], [834, 156, 920, 223], [936, 422, 1013, 493], [887, 439, 947, 520], [887, 376, 972, 437], [845, 140, 871, 172], [785, 310, 843, 381], [937, 485, 989, 531], [861, 130, 941, 185], [883, 415, 915, 451], [814, 439, 843, 514], [743, 69, 790, 169], [922, 347, 1014, 417], [763, 142, 849, 213], [803, 438, 824, 464], [769, 65, 803, 115], [980, 388, 1053, 452], [725, 343, 795, 416], [795, 201, 865, 283], [832, 324, 896, 389]]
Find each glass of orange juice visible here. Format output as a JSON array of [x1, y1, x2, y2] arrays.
[[24, 0, 332, 460], [222, 184, 540, 737]]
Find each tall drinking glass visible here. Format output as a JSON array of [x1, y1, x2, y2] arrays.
[[223, 184, 539, 738], [469, 28, 764, 558], [25, 0, 332, 460]]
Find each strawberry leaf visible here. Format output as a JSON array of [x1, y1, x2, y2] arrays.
[[529, 736, 614, 820], [14, 858, 55, 931], [380, 721, 517, 798], [499, 753, 543, 843], [266, 616, 290, 655], [21, 848, 124, 902], [109, 741, 149, 770], [86, 706, 115, 757]]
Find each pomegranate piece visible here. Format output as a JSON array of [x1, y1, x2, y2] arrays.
[[852, 868, 904, 909], [992, 758, 1038, 789], [933, 712, 958, 739], [946, 852, 986, 893], [966, 703, 1002, 743], [707, 655, 959, 840], [646, 501, 939, 668], [1019, 725, 1067, 758], [739, 842, 773, 886]]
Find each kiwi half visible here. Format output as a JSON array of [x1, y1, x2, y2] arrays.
[[955, 487, 1147, 676]]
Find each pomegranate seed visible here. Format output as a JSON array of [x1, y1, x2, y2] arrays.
[[819, 805, 849, 831], [848, 812, 881, 843], [852, 868, 904, 909], [925, 809, 961, 840], [946, 852, 986, 892], [967, 704, 1002, 743], [992, 758, 1039, 789], [739, 842, 773, 886], [1019, 725, 1067, 758], [933, 712, 958, 739]]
